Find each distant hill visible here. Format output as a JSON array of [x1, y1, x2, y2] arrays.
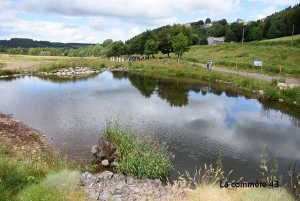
[[0, 38, 95, 49]]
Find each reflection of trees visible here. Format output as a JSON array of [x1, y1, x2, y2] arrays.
[[112, 71, 129, 80], [38, 74, 98, 83], [156, 83, 189, 107], [0, 77, 17, 82], [259, 100, 300, 128], [128, 74, 157, 98]]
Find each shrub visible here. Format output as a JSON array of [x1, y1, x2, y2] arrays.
[[104, 123, 172, 180], [263, 85, 279, 100]]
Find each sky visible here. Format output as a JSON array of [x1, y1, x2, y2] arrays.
[[0, 0, 299, 44]]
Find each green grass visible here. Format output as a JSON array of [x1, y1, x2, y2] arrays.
[[0, 69, 20, 76], [17, 170, 82, 201], [261, 34, 300, 42], [104, 122, 172, 180], [0, 143, 85, 201], [182, 42, 300, 76]]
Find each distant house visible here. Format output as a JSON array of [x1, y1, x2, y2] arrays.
[[184, 23, 192, 27], [204, 23, 212, 28], [236, 18, 248, 25], [207, 37, 224, 45]]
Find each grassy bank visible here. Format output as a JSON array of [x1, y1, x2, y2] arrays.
[[183, 41, 300, 76], [0, 114, 86, 201], [0, 142, 85, 201]]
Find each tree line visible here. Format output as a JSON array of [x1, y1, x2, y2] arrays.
[[0, 4, 299, 59]]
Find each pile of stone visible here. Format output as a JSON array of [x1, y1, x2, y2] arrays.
[[82, 171, 189, 201], [37, 67, 100, 77], [91, 144, 117, 168], [277, 83, 300, 90]]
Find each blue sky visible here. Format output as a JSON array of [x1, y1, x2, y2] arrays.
[[0, 0, 298, 43]]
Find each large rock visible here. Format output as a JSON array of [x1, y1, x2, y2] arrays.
[[277, 83, 288, 90], [91, 145, 99, 155], [101, 159, 110, 167], [289, 83, 300, 89]]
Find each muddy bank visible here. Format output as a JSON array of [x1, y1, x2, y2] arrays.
[[0, 113, 49, 154]]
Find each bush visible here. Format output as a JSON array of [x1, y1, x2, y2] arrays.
[[263, 85, 279, 100], [104, 123, 172, 180]]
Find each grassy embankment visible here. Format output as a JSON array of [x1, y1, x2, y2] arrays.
[[0, 143, 86, 201], [183, 39, 300, 76]]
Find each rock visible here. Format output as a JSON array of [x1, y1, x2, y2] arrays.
[[279, 99, 284, 102], [82, 172, 95, 183], [91, 145, 99, 155], [277, 83, 288, 90], [110, 161, 118, 167], [289, 83, 300, 89], [101, 159, 110, 167], [126, 177, 134, 185], [258, 90, 264, 95], [294, 101, 297, 105]]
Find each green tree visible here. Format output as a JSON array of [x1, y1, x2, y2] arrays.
[[172, 33, 189, 63], [225, 28, 237, 42], [111, 41, 125, 57], [230, 22, 244, 42], [199, 36, 208, 45], [158, 26, 173, 57], [144, 39, 159, 58], [251, 26, 263, 41], [93, 43, 103, 57], [102, 39, 113, 47], [139, 30, 157, 55], [205, 18, 211, 24], [191, 34, 200, 45], [169, 24, 193, 45], [219, 19, 228, 26]]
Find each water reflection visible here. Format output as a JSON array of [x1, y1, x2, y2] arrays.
[[0, 71, 299, 182]]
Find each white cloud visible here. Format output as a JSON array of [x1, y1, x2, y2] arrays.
[[20, 0, 241, 25], [0, 19, 141, 43]]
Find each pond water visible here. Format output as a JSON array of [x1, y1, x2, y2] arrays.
[[1, 71, 300, 182]]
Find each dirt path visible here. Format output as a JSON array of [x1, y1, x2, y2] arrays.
[[189, 62, 300, 85]]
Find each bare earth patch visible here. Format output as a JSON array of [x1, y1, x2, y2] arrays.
[[0, 113, 49, 154]]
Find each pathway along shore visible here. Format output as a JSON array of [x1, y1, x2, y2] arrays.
[[189, 62, 300, 85]]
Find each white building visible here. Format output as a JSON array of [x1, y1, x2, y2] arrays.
[[207, 37, 224, 45]]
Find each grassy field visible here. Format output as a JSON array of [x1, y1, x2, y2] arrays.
[[261, 34, 300, 42], [182, 42, 300, 76]]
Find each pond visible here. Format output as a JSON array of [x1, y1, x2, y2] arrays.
[[1, 71, 300, 182]]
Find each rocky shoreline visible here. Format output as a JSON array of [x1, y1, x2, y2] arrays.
[[0, 66, 141, 79], [82, 171, 189, 201]]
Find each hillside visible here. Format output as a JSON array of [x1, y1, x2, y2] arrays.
[[261, 34, 300, 42], [0, 38, 95, 49]]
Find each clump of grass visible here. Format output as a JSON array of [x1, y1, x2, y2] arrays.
[[262, 85, 280, 100], [235, 52, 249, 57], [280, 87, 300, 103], [0, 62, 6, 69], [103, 121, 172, 180], [0, 69, 19, 76]]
